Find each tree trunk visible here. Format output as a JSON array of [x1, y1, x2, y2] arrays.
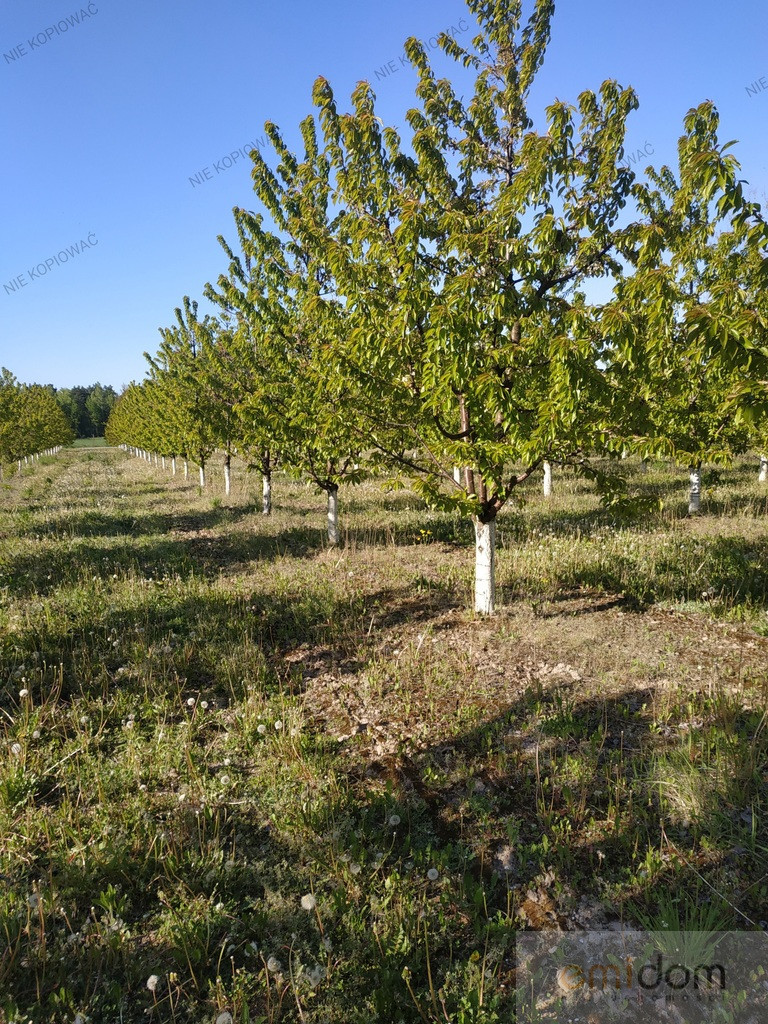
[[171, 457, 176, 476], [688, 464, 702, 514], [161, 456, 166, 471], [327, 485, 340, 544], [184, 459, 189, 480], [199, 464, 206, 488], [224, 454, 231, 497], [474, 517, 496, 615], [760, 455, 768, 483], [542, 461, 552, 497], [263, 471, 272, 515]]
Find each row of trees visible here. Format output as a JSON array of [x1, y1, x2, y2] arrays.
[[106, 0, 768, 613], [0, 368, 74, 475]]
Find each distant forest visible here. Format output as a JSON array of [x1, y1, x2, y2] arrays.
[[55, 383, 118, 438]]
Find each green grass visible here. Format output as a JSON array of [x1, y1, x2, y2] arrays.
[[0, 450, 767, 1022], [69, 437, 109, 448]]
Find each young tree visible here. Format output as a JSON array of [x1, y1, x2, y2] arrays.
[[147, 300, 219, 488], [606, 103, 768, 513], [288, 0, 650, 611], [207, 152, 368, 543]]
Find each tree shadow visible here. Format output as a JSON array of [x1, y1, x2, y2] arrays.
[[0, 524, 331, 600], [13, 504, 257, 541]]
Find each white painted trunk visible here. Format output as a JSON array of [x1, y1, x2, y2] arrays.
[[262, 474, 272, 515], [224, 461, 231, 496], [474, 518, 496, 615], [183, 459, 189, 479], [199, 465, 206, 488], [453, 466, 462, 485], [327, 487, 340, 544], [161, 456, 166, 470], [171, 457, 176, 476], [759, 455, 768, 483], [542, 461, 552, 497], [688, 466, 702, 514]]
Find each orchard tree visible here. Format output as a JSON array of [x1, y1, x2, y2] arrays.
[[147, 299, 218, 488], [207, 150, 368, 544], [606, 102, 768, 512], [276, 0, 648, 611], [15, 383, 73, 460], [200, 316, 280, 513], [0, 368, 23, 476]]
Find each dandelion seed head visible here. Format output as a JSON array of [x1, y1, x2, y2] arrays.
[[186, 697, 195, 707], [266, 956, 282, 973], [301, 893, 317, 911], [18, 688, 29, 698], [11, 743, 22, 755], [257, 724, 266, 735], [389, 814, 401, 826], [274, 720, 283, 731], [427, 868, 439, 881], [219, 774, 230, 786], [307, 964, 325, 988], [146, 974, 160, 992], [200, 700, 209, 710]]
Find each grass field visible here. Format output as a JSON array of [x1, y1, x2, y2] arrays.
[[69, 438, 110, 449], [1, 449, 767, 1022]]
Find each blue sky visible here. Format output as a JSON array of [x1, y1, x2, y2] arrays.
[[1, 0, 766, 390]]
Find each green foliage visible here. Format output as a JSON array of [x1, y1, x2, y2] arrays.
[[0, 368, 74, 470], [56, 383, 118, 438]]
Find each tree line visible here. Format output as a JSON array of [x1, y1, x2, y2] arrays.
[[55, 383, 117, 438], [105, 0, 768, 613]]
